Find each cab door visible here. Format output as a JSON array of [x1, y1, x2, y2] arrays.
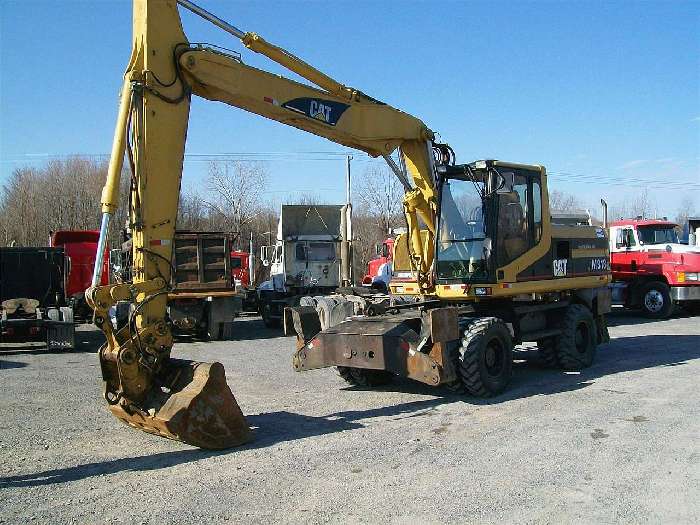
[[610, 226, 638, 279]]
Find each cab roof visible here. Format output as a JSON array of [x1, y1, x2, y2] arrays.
[[609, 219, 678, 228]]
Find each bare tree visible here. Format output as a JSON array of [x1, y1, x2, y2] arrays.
[[674, 196, 697, 226], [205, 161, 269, 235], [354, 164, 404, 233], [351, 164, 406, 281], [291, 192, 323, 205], [549, 190, 582, 212], [0, 158, 129, 247]]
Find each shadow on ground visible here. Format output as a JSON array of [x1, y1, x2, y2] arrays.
[[0, 326, 104, 357], [2, 332, 697, 487], [606, 308, 697, 327], [173, 317, 290, 344], [354, 334, 700, 404], [0, 449, 221, 488], [0, 359, 27, 370]]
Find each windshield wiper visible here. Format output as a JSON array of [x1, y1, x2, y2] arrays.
[[442, 237, 486, 242]]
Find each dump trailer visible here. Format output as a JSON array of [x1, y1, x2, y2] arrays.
[[257, 204, 348, 328], [114, 231, 243, 339], [168, 231, 243, 339], [0, 247, 75, 350]]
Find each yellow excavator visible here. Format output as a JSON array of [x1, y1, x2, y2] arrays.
[[88, 0, 611, 449]]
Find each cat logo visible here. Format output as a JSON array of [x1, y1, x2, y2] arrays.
[[309, 100, 332, 123], [281, 97, 350, 126], [553, 258, 568, 277]]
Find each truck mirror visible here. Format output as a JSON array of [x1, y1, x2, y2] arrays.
[[496, 171, 515, 193], [375, 243, 381, 256]]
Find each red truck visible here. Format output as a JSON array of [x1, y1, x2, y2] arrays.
[[230, 250, 251, 288], [231, 249, 258, 312], [362, 237, 394, 291], [50, 230, 109, 319], [608, 218, 700, 317]]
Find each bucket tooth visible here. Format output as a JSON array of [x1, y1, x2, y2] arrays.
[[107, 360, 252, 449]]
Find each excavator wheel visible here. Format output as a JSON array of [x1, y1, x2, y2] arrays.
[[455, 317, 513, 397], [537, 338, 560, 368], [554, 304, 597, 370], [336, 366, 393, 388]]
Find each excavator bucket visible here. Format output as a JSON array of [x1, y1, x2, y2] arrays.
[[105, 358, 252, 449]]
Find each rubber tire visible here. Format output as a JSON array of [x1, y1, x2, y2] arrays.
[[537, 337, 560, 368], [261, 302, 281, 329], [456, 317, 513, 397], [639, 281, 673, 319], [555, 304, 597, 370], [337, 366, 393, 387]]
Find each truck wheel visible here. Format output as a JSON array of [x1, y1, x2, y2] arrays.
[[337, 366, 393, 387], [456, 317, 513, 397], [537, 338, 560, 368], [555, 304, 597, 370], [261, 303, 281, 329], [640, 281, 673, 319]]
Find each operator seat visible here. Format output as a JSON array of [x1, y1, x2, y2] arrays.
[[498, 192, 528, 264]]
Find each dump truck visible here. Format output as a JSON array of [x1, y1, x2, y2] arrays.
[[1, 247, 75, 350], [113, 231, 243, 339], [257, 204, 350, 327]]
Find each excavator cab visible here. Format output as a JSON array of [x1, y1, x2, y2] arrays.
[[432, 160, 546, 288]]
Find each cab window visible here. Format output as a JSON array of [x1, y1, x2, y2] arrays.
[[496, 174, 529, 267]]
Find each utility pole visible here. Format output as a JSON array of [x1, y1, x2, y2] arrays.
[[341, 154, 353, 287]]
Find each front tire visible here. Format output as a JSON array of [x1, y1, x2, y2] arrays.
[[456, 317, 513, 397], [639, 281, 673, 319]]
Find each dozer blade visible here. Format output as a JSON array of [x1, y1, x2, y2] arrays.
[[107, 359, 252, 449]]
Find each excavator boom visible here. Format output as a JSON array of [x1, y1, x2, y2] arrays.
[[88, 0, 444, 448]]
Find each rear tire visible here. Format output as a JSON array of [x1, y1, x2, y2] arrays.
[[456, 317, 513, 397], [537, 337, 560, 368], [639, 281, 673, 319], [555, 304, 597, 370], [337, 366, 393, 387], [261, 302, 281, 329]]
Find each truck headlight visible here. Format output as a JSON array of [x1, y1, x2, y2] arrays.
[[686, 272, 699, 281]]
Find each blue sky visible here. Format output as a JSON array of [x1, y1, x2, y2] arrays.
[[1, 0, 698, 216]]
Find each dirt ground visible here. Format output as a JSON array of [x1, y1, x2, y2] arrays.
[[1, 309, 699, 524]]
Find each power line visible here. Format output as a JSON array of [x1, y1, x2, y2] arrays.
[[3, 152, 698, 190]]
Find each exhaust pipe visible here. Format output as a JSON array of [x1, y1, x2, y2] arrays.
[[600, 199, 608, 228]]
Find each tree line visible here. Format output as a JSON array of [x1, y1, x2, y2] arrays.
[[2, 157, 695, 284], [0, 157, 405, 284]]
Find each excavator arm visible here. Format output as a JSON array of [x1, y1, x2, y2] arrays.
[[87, 0, 445, 449]]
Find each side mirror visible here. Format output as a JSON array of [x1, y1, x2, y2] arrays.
[[496, 171, 515, 193], [375, 243, 381, 256]]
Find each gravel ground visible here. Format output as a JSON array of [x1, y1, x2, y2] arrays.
[[1, 309, 699, 524]]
